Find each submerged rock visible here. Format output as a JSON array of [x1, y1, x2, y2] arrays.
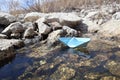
[[100, 76, 120, 80], [84, 72, 101, 80], [50, 64, 75, 80], [104, 60, 120, 76]]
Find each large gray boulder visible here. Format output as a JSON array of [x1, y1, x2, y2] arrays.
[[98, 20, 120, 38], [2, 22, 24, 38], [22, 22, 35, 30], [24, 12, 45, 22], [0, 12, 16, 26], [0, 39, 24, 61], [47, 30, 65, 47], [47, 13, 82, 27], [59, 13, 82, 27]]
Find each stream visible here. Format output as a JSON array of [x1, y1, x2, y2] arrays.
[[0, 39, 120, 80]]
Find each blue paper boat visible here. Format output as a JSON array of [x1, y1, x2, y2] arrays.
[[59, 37, 90, 48]]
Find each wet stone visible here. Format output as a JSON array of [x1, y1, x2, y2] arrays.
[[115, 51, 120, 57], [104, 60, 120, 76], [50, 64, 75, 80], [84, 72, 101, 80], [100, 76, 120, 80]]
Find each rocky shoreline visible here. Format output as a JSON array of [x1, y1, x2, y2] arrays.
[[0, 8, 120, 61], [0, 3, 120, 79]]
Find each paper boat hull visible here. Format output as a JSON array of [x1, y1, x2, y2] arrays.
[[59, 37, 90, 48]]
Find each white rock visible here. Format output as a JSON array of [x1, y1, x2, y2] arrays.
[[82, 20, 100, 33], [24, 12, 45, 22], [47, 30, 64, 46], [99, 20, 120, 37], [37, 22, 51, 35], [23, 28, 37, 38], [0, 12, 16, 26], [0, 34, 8, 39], [112, 12, 120, 20], [2, 22, 24, 36], [63, 26, 77, 36]]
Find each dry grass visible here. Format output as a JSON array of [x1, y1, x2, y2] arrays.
[[1, 0, 120, 15]]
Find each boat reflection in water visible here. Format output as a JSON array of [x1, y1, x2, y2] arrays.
[[59, 37, 91, 58]]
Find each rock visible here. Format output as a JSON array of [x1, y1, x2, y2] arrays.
[[16, 14, 25, 22], [35, 17, 47, 23], [49, 22, 62, 30], [2, 22, 24, 37], [24, 12, 45, 22], [23, 28, 37, 38], [22, 22, 35, 30], [0, 12, 16, 26], [24, 35, 42, 45], [0, 39, 24, 61], [115, 51, 120, 57], [46, 13, 82, 27], [45, 13, 60, 23], [98, 20, 120, 38], [112, 12, 120, 20], [11, 33, 21, 39], [37, 22, 51, 35], [87, 39, 115, 51], [100, 76, 120, 80], [59, 13, 82, 27], [84, 11, 111, 25], [104, 60, 120, 76], [50, 64, 75, 80], [47, 30, 65, 47], [84, 72, 101, 80], [63, 26, 77, 36], [0, 34, 8, 39], [0, 27, 4, 33], [82, 20, 100, 33], [84, 11, 99, 20]]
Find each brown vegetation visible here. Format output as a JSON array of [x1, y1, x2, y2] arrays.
[[1, 0, 120, 15]]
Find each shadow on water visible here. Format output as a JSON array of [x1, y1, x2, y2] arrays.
[[0, 47, 34, 80], [0, 55, 15, 68]]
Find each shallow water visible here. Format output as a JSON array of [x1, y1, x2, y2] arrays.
[[0, 39, 120, 80]]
